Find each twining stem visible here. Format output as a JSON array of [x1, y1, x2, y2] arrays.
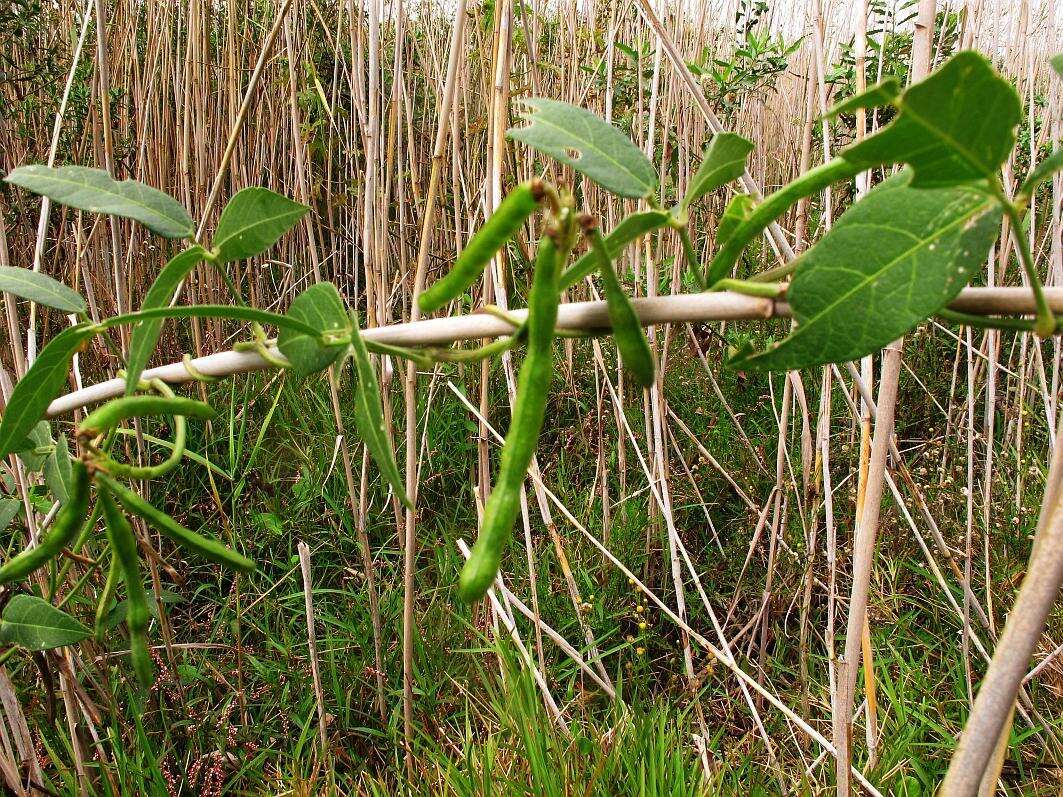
[[425, 334, 521, 364], [1001, 200, 1055, 338], [937, 308, 1041, 333], [87, 380, 189, 479], [705, 157, 860, 287], [710, 278, 786, 299]]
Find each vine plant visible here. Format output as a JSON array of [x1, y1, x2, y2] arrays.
[[0, 50, 1060, 717]]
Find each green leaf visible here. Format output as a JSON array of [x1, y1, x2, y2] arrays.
[[680, 133, 753, 212], [825, 77, 901, 119], [0, 325, 95, 457], [0, 499, 19, 532], [560, 210, 670, 289], [211, 187, 309, 263], [1018, 148, 1063, 201], [350, 321, 412, 509], [1051, 54, 1063, 80], [125, 246, 207, 393], [16, 422, 52, 473], [277, 283, 351, 378], [44, 434, 72, 504], [506, 99, 657, 198], [718, 194, 755, 244], [0, 594, 90, 651], [102, 590, 182, 631], [732, 173, 1001, 371], [4, 165, 194, 239], [0, 267, 86, 313], [840, 52, 1020, 188]]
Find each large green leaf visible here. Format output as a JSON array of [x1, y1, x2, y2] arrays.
[[507, 99, 657, 198], [680, 133, 753, 212], [840, 52, 1020, 188], [0, 595, 91, 650], [4, 165, 194, 239], [1051, 54, 1063, 80], [211, 188, 309, 263], [732, 173, 1001, 371], [560, 210, 670, 289], [277, 282, 351, 378], [0, 324, 95, 457], [0, 267, 86, 313], [350, 321, 412, 509], [125, 246, 207, 393]]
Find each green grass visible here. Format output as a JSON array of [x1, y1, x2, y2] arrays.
[[9, 330, 1062, 794]]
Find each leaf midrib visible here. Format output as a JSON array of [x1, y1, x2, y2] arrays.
[[791, 200, 988, 339], [520, 111, 653, 194], [0, 267, 84, 311], [13, 169, 191, 233], [215, 206, 307, 256]]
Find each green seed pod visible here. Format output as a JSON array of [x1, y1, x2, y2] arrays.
[[99, 487, 153, 688], [78, 396, 215, 439], [418, 181, 542, 314], [587, 225, 656, 388], [100, 476, 255, 573], [0, 460, 90, 586], [458, 226, 562, 602]]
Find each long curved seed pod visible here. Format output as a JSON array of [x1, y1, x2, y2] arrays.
[[586, 223, 656, 388], [78, 396, 215, 439], [0, 460, 90, 586], [418, 180, 542, 313], [100, 476, 255, 573], [99, 488, 153, 688], [458, 223, 565, 602]]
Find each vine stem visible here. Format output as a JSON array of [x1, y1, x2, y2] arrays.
[[705, 157, 861, 287], [41, 287, 1063, 419], [1001, 200, 1056, 337]]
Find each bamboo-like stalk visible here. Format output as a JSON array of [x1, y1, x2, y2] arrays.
[[41, 287, 1063, 418]]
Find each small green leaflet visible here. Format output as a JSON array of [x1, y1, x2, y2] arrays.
[[717, 194, 755, 245], [44, 434, 72, 504], [1051, 54, 1063, 79], [0, 324, 96, 457], [16, 421, 52, 473], [0, 266, 86, 313], [507, 98, 657, 198], [825, 77, 901, 119], [0, 594, 91, 651], [4, 165, 194, 239], [101, 591, 182, 631], [680, 133, 754, 213], [840, 52, 1021, 188], [125, 245, 207, 393], [560, 210, 670, 289], [211, 187, 309, 263], [0, 499, 19, 532], [350, 320, 412, 509], [277, 282, 351, 377], [732, 173, 1001, 371]]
